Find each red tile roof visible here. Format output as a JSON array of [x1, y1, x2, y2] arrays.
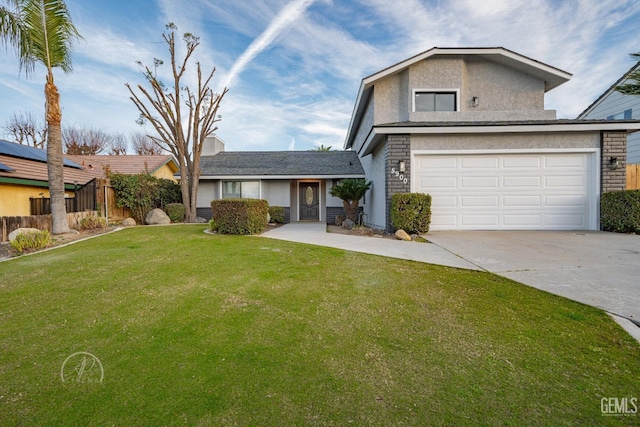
[[0, 154, 95, 185], [65, 155, 178, 179]]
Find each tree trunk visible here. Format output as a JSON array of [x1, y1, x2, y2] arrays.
[[45, 72, 70, 234]]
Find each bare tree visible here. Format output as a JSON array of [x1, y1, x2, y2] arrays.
[[130, 132, 162, 155], [3, 111, 47, 148], [63, 126, 110, 155], [109, 133, 129, 155], [126, 23, 227, 222]]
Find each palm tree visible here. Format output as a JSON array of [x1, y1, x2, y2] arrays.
[[0, 0, 81, 234], [616, 52, 640, 95], [311, 144, 332, 151], [329, 178, 372, 222]]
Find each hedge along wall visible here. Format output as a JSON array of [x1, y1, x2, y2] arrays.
[[600, 190, 640, 234], [211, 198, 269, 235], [390, 193, 432, 234]]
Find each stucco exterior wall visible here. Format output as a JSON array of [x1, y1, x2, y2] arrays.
[[0, 183, 51, 216], [196, 180, 219, 208], [411, 132, 601, 151], [325, 180, 345, 208], [362, 142, 388, 230], [262, 180, 290, 206], [351, 95, 375, 153], [151, 164, 178, 181]]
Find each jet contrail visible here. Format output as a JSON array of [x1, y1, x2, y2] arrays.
[[221, 0, 317, 89]]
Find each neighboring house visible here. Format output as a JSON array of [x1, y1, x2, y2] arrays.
[[196, 136, 365, 223], [578, 61, 640, 164], [344, 47, 640, 231], [66, 154, 179, 181], [0, 138, 180, 217], [0, 139, 90, 216]]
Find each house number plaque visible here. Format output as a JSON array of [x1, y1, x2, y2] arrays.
[[390, 167, 408, 184]]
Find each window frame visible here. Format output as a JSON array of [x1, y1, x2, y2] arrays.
[[221, 180, 261, 199], [412, 89, 460, 112]]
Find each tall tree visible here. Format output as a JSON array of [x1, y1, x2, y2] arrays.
[[0, 0, 81, 234], [126, 23, 227, 222], [63, 126, 110, 155], [130, 132, 161, 155], [109, 133, 129, 155], [3, 110, 47, 148], [311, 144, 332, 151], [615, 52, 640, 95]]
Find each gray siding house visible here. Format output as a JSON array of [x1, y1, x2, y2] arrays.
[[578, 61, 640, 164], [344, 47, 640, 231], [197, 137, 365, 224]]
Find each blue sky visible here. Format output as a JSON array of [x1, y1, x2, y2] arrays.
[[1, 0, 639, 152]]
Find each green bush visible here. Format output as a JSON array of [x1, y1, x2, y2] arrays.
[[79, 215, 108, 230], [600, 190, 640, 233], [390, 193, 432, 234], [109, 172, 181, 224], [10, 230, 51, 254], [211, 199, 269, 235], [165, 203, 186, 223], [208, 219, 218, 232], [268, 206, 286, 223]]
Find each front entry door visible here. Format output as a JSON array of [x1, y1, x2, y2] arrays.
[[299, 183, 319, 221]]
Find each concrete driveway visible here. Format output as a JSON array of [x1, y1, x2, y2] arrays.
[[427, 231, 640, 325]]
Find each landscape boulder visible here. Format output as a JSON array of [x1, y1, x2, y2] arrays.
[[342, 219, 355, 230], [145, 208, 171, 225], [8, 228, 41, 242], [395, 229, 412, 241], [195, 216, 208, 224], [122, 217, 136, 227]]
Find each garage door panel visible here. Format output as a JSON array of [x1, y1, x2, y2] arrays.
[[462, 157, 499, 168], [461, 195, 499, 207], [503, 176, 541, 187], [503, 214, 542, 226], [503, 156, 541, 168], [414, 152, 594, 230], [461, 176, 499, 188], [545, 175, 585, 187], [545, 195, 586, 207], [545, 156, 586, 168], [503, 195, 541, 206]]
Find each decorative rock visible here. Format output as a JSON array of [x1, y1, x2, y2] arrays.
[[145, 208, 171, 225], [8, 228, 41, 242], [195, 216, 208, 223], [342, 219, 355, 230], [395, 229, 412, 241], [122, 217, 136, 227]]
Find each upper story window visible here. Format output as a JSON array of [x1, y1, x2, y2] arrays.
[[607, 109, 633, 120], [413, 90, 458, 112]]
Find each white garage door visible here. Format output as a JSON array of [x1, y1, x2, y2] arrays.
[[414, 152, 595, 230]]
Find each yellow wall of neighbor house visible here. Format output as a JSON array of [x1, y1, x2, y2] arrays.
[[0, 183, 50, 216], [152, 164, 178, 182], [0, 183, 75, 216]]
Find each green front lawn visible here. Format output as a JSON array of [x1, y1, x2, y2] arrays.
[[0, 225, 638, 425]]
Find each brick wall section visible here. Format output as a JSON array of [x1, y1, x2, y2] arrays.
[[385, 135, 412, 230], [601, 132, 627, 193]]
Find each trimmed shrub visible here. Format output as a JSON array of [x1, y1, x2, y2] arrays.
[[390, 192, 432, 234], [209, 219, 218, 232], [109, 172, 182, 224], [268, 206, 286, 223], [79, 215, 108, 230], [601, 190, 640, 233], [211, 199, 269, 235], [165, 203, 186, 223], [10, 230, 51, 254]]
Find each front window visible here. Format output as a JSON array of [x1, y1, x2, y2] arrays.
[[414, 91, 457, 112], [222, 181, 260, 199]]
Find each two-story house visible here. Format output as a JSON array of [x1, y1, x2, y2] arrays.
[[344, 47, 640, 231], [578, 61, 640, 164]]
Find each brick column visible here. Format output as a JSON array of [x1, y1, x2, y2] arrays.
[[601, 132, 627, 193], [385, 135, 411, 230]]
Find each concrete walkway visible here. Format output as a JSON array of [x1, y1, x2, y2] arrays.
[[262, 223, 640, 343], [261, 222, 478, 270]]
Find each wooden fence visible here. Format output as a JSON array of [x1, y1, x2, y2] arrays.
[[30, 178, 99, 215], [628, 164, 640, 190], [0, 211, 99, 242]]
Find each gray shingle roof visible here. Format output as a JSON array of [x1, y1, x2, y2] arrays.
[[200, 151, 365, 177]]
